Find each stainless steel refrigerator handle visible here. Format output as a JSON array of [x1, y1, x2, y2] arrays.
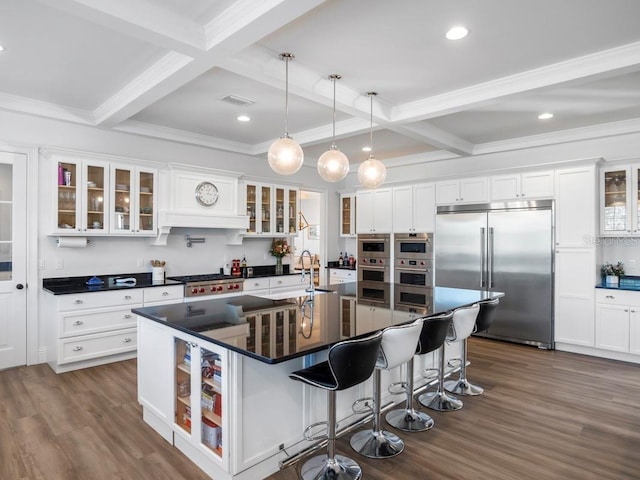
[[488, 227, 495, 289], [480, 227, 486, 288]]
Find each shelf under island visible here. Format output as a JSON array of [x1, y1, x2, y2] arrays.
[[133, 283, 504, 480]]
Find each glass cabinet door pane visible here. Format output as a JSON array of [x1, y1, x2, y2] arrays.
[[86, 165, 105, 231], [139, 171, 154, 231], [57, 162, 78, 230], [288, 190, 297, 234], [246, 315, 256, 352], [246, 185, 256, 233], [603, 169, 628, 232], [342, 196, 352, 235], [287, 308, 297, 353], [275, 311, 284, 357], [261, 186, 271, 233], [200, 347, 222, 457], [261, 313, 272, 357], [114, 168, 132, 231], [175, 339, 192, 434], [275, 188, 285, 234]]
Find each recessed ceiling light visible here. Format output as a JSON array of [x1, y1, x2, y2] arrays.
[[446, 26, 468, 40], [0, 45, 5, 52], [538, 112, 554, 120], [362, 146, 372, 152], [237, 115, 251, 122]]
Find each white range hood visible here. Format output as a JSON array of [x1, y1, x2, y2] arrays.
[[152, 165, 249, 245]]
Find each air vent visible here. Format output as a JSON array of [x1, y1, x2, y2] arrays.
[[219, 94, 255, 107]]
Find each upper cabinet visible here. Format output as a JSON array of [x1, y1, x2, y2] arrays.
[[47, 149, 158, 236], [340, 193, 357, 237], [435, 177, 488, 205], [599, 163, 640, 236], [490, 171, 554, 201], [555, 166, 596, 247], [110, 164, 157, 236], [356, 188, 392, 233], [245, 182, 298, 236], [392, 183, 435, 233]]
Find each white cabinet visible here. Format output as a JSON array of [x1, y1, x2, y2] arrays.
[[243, 305, 299, 357], [329, 268, 356, 285], [490, 171, 554, 201], [594, 289, 640, 354], [143, 285, 184, 305], [269, 275, 306, 291], [242, 277, 270, 296], [555, 166, 596, 247], [599, 163, 640, 236], [245, 182, 299, 236], [435, 177, 488, 205], [110, 164, 158, 236], [340, 193, 357, 237], [392, 183, 435, 233], [355, 303, 393, 335], [356, 188, 393, 233], [50, 153, 110, 235]]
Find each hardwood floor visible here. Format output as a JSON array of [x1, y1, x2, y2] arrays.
[[1, 339, 639, 480]]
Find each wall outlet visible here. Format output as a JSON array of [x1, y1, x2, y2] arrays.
[[137, 257, 144, 267], [56, 259, 64, 270]]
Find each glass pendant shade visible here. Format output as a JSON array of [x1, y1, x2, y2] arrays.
[[358, 155, 386, 189], [268, 135, 304, 175], [317, 144, 349, 182]]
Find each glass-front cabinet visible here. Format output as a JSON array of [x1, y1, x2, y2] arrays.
[[244, 306, 298, 357], [340, 193, 357, 237], [53, 156, 109, 234], [245, 182, 298, 236], [110, 165, 157, 236], [600, 164, 640, 236], [174, 338, 227, 465]]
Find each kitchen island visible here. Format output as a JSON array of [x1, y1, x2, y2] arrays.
[[133, 283, 503, 480]]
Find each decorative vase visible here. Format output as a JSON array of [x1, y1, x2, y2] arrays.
[[275, 257, 283, 275], [606, 275, 619, 286]]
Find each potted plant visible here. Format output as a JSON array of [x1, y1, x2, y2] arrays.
[[270, 238, 291, 275], [601, 262, 625, 285]]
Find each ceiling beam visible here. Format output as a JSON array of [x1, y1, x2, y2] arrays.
[[91, 0, 328, 127]]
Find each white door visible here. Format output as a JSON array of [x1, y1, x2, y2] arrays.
[[0, 152, 27, 369]]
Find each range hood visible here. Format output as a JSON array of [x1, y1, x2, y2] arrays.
[[152, 166, 249, 245]]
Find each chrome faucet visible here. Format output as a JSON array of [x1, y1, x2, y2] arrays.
[[300, 249, 315, 296]]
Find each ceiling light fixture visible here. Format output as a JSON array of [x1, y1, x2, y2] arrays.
[[446, 26, 468, 40], [237, 115, 251, 122], [317, 74, 349, 182], [268, 53, 303, 176], [538, 112, 554, 120], [362, 146, 372, 152], [357, 92, 386, 189], [0, 45, 4, 52]]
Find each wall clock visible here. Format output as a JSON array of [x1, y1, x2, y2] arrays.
[[194, 181, 219, 207]]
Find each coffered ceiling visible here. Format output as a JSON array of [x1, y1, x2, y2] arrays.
[[2, 0, 640, 169]]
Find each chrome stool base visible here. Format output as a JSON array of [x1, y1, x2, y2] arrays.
[[350, 429, 404, 459], [418, 390, 463, 412], [300, 454, 362, 480], [444, 378, 484, 396], [385, 407, 434, 432]]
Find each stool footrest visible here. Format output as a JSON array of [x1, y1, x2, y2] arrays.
[[421, 367, 439, 382], [304, 421, 329, 442], [387, 381, 408, 396], [446, 358, 470, 369], [352, 397, 374, 415]]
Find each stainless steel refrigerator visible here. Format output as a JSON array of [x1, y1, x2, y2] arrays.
[[435, 200, 554, 348]]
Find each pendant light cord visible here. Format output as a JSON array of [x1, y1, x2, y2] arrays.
[[284, 56, 290, 137], [332, 76, 336, 143], [368, 92, 376, 154]]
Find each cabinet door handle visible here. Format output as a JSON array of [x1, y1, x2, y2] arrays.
[[123, 314, 132, 319], [73, 346, 83, 352], [624, 309, 629, 312], [122, 337, 132, 343], [74, 299, 83, 304], [162, 291, 169, 296], [72, 320, 84, 326], [124, 295, 132, 300], [606, 295, 615, 299], [631, 310, 636, 313]]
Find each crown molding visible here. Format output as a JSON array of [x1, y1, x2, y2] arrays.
[[0, 92, 94, 125]]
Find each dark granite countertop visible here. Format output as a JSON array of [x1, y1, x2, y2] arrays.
[[43, 272, 183, 295], [596, 275, 640, 291], [133, 283, 504, 365]]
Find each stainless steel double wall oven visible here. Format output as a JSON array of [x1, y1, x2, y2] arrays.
[[393, 233, 433, 308], [357, 233, 391, 303]]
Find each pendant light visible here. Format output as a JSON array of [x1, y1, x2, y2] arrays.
[[268, 53, 304, 175], [317, 74, 349, 182], [357, 92, 386, 189]]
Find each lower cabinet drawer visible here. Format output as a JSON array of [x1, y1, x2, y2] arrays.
[[58, 328, 137, 365], [60, 307, 138, 337]]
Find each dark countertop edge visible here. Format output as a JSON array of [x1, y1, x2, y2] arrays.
[[596, 284, 640, 291], [325, 266, 357, 270], [43, 276, 184, 295]]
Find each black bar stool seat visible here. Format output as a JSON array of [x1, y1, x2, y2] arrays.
[[289, 331, 383, 480]]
